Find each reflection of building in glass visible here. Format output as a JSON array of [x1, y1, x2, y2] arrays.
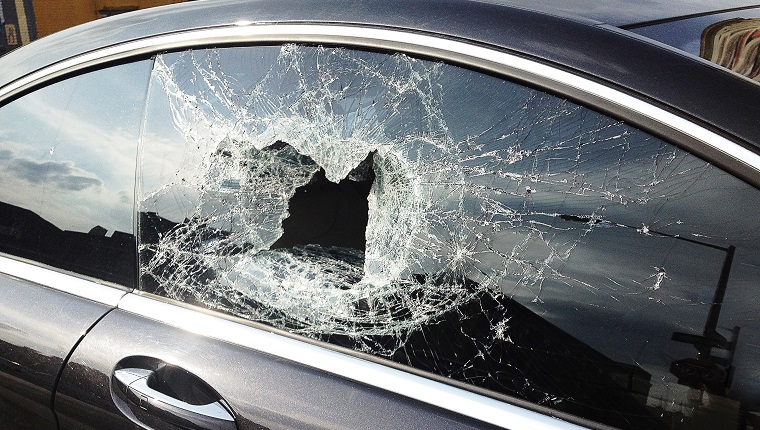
[[701, 18, 760, 81], [0, 201, 136, 286]]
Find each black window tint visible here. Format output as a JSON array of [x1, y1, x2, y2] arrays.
[[0, 61, 151, 286], [138, 46, 760, 429]]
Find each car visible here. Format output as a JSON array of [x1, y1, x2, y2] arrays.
[[1, 0, 759, 429]]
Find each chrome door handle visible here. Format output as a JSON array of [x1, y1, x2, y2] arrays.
[[113, 367, 237, 430]]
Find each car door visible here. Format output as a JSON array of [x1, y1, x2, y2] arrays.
[[49, 41, 563, 430], [3, 15, 760, 430], [0, 60, 151, 428]]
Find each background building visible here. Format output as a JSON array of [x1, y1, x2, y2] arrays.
[[1, 0, 187, 54], [0, 0, 37, 53]]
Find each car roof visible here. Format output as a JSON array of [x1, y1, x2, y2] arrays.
[[1, 0, 759, 157], [4, 0, 758, 87]]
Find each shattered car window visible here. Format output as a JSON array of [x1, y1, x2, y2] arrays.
[[138, 45, 760, 429]]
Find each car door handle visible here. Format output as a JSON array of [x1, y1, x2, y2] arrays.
[[113, 367, 237, 430]]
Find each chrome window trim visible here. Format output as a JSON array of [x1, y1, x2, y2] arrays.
[[0, 253, 127, 306], [1, 24, 759, 176], [118, 293, 588, 430]]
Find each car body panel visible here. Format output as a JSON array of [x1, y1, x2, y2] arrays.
[[0, 262, 117, 429], [487, 0, 760, 26], [628, 7, 760, 59], [55, 307, 512, 430]]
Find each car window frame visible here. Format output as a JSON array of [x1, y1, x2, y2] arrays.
[[2, 24, 759, 185]]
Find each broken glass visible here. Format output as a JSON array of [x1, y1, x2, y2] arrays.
[[138, 45, 760, 429]]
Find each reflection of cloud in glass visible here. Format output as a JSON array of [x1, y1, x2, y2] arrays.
[[15, 95, 139, 185], [4, 155, 102, 191], [701, 18, 760, 81]]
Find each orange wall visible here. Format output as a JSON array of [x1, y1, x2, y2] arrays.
[[32, 0, 186, 38]]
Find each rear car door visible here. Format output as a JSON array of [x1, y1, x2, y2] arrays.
[[51, 41, 560, 430]]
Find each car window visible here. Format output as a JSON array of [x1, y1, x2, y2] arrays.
[[137, 45, 760, 429], [0, 60, 151, 286]]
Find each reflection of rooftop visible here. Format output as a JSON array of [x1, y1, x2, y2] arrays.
[[88, 225, 107, 236], [0, 201, 61, 238], [0, 201, 135, 286]]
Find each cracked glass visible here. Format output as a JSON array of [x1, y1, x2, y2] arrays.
[[138, 45, 760, 429]]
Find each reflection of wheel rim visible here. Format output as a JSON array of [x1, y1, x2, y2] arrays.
[[701, 18, 760, 80]]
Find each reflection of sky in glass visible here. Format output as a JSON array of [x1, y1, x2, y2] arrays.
[[0, 60, 152, 234], [449, 71, 760, 400]]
